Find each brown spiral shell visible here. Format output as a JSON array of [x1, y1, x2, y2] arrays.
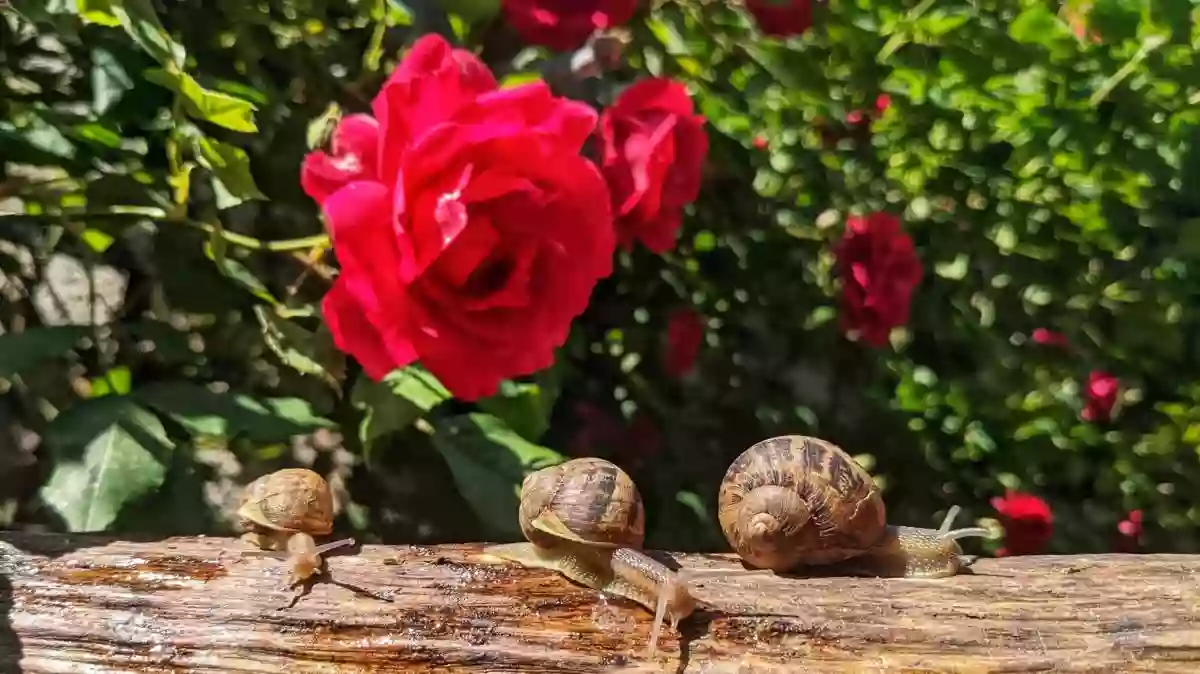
[[237, 468, 335, 536], [717, 435, 887, 572], [518, 457, 645, 550]]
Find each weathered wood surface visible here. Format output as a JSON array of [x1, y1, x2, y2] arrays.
[[1, 533, 1199, 673]]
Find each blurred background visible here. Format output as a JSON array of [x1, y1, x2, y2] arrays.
[[1, 0, 1197, 561]]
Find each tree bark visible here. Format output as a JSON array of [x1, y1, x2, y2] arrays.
[[1, 532, 1198, 673]]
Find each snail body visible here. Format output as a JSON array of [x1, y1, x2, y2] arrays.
[[718, 435, 987, 578], [482, 457, 696, 658], [237, 468, 356, 594]]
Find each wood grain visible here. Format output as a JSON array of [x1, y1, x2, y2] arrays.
[[1, 532, 1198, 673]]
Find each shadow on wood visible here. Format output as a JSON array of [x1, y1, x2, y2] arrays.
[[0, 569, 19, 674], [1, 532, 1199, 672]]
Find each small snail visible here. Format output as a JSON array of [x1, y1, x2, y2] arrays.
[[717, 435, 989, 578], [481, 458, 697, 659], [236, 468, 357, 597]]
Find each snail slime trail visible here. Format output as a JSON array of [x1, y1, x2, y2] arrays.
[[717, 435, 989, 578]]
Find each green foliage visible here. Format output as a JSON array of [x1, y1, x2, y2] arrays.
[[1, 0, 1198, 558]]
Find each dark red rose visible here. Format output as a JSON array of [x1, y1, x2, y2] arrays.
[[301, 34, 616, 401], [502, 0, 638, 51], [991, 490, 1053, 556], [598, 77, 709, 253], [569, 404, 662, 467], [569, 402, 626, 456], [1115, 509, 1143, 553], [745, 0, 814, 37], [833, 212, 923, 346], [1081, 370, 1119, 422], [1031, 328, 1070, 348], [663, 308, 704, 378]]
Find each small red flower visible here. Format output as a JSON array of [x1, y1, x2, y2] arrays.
[[991, 490, 1053, 556], [1115, 509, 1143, 553], [663, 308, 705, 378], [752, 135, 769, 150], [1081, 370, 1119, 423], [1031, 328, 1070, 348]]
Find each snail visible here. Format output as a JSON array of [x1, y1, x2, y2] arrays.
[[480, 457, 697, 659], [236, 468, 357, 597], [717, 435, 989, 578]]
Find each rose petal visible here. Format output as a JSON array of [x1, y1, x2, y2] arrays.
[[321, 280, 407, 381]]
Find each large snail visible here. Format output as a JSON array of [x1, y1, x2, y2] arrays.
[[717, 435, 988, 577], [481, 457, 697, 658], [236, 468, 357, 600]]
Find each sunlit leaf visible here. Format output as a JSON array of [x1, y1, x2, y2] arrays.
[[192, 136, 266, 206], [145, 69, 258, 133], [39, 397, 173, 532], [254, 306, 345, 390]]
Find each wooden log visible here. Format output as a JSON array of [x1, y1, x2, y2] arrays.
[[1, 532, 1198, 673]]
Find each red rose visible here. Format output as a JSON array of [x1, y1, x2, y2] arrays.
[[1115, 509, 1143, 553], [1031, 328, 1070, 348], [990, 490, 1053, 556], [570, 402, 626, 456], [598, 77, 708, 253], [663, 308, 704, 378], [502, 0, 638, 52], [301, 35, 615, 401], [745, 0, 814, 38], [833, 212, 923, 346], [1081, 370, 1119, 422]]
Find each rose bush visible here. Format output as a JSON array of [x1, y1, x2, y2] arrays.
[[5, 0, 1197, 563], [302, 35, 616, 400]]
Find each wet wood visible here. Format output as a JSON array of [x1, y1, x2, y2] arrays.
[[1, 532, 1198, 673]]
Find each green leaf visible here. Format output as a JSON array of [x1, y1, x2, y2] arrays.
[[431, 413, 565, 539], [306, 102, 342, 151], [934, 254, 970, 280], [1009, 6, 1067, 45], [193, 136, 266, 206], [90, 48, 134, 114], [39, 397, 173, 532], [477, 375, 560, 442], [0, 326, 88, 378], [203, 242, 276, 303], [135, 381, 334, 441], [144, 69, 258, 133], [255, 306, 346, 389], [76, 0, 121, 25], [89, 366, 132, 397], [352, 365, 453, 451], [78, 0, 184, 67]]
